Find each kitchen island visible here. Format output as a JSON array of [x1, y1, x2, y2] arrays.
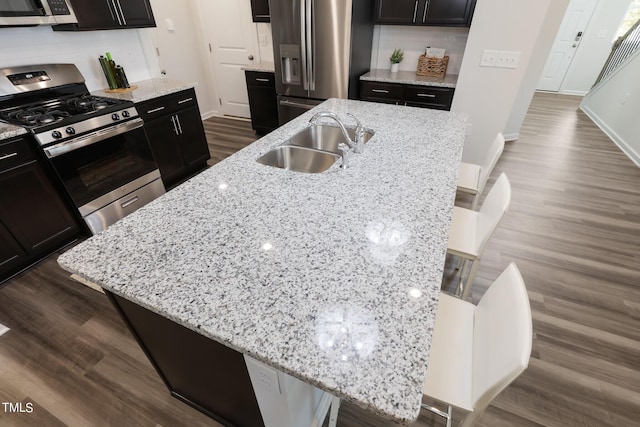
[[58, 99, 466, 425]]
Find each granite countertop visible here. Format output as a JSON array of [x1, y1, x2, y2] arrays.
[[361, 69, 458, 88], [92, 78, 197, 103], [242, 61, 275, 73], [58, 99, 466, 423], [0, 123, 28, 141]]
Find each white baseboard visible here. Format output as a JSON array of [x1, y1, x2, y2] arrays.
[[201, 110, 222, 120], [558, 89, 587, 96], [580, 104, 640, 167], [502, 132, 519, 142]]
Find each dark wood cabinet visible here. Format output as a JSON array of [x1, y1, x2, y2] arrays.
[[245, 71, 279, 136], [137, 88, 210, 189], [360, 80, 455, 110], [53, 0, 155, 31], [250, 0, 270, 22], [375, 0, 476, 27], [0, 136, 80, 283]]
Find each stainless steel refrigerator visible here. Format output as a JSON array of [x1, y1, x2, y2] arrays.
[[270, 0, 374, 125]]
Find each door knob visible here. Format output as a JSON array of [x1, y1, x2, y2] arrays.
[[248, 55, 254, 60]]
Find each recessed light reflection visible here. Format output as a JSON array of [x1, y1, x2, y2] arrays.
[[262, 242, 273, 251], [408, 288, 423, 299], [218, 183, 228, 190]]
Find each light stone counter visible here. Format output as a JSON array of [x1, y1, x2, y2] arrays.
[[58, 99, 466, 424], [0, 123, 28, 141], [92, 78, 196, 103], [242, 61, 276, 73], [361, 69, 458, 88]]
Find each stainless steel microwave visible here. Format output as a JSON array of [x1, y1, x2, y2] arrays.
[[0, 0, 77, 26]]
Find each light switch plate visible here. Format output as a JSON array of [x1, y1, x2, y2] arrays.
[[480, 50, 498, 67], [496, 51, 521, 69]]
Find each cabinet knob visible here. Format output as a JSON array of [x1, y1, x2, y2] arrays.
[[161, 69, 167, 75], [248, 55, 254, 61]]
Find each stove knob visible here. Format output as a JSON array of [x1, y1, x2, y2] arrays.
[[52, 130, 62, 139], [66, 127, 76, 135], [112, 113, 120, 121], [121, 110, 130, 118]]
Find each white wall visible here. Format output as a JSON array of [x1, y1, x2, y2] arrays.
[[504, 0, 570, 140], [451, 0, 568, 164], [148, 0, 219, 117], [256, 23, 274, 63], [580, 50, 640, 165], [371, 26, 469, 75], [559, 0, 631, 95], [0, 26, 151, 92]]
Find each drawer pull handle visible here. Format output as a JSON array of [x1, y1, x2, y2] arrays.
[[177, 97, 193, 104], [255, 78, 270, 82], [371, 89, 389, 94], [0, 152, 18, 161], [147, 106, 165, 114], [417, 94, 436, 98], [120, 195, 139, 209]]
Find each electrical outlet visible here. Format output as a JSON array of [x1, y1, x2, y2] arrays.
[[480, 50, 498, 67], [255, 363, 281, 394], [496, 51, 521, 69]]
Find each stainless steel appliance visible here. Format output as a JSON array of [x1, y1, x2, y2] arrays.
[[0, 64, 165, 235], [0, 0, 77, 26], [270, 0, 374, 124]]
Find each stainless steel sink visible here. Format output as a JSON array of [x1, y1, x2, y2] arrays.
[[256, 146, 340, 173], [284, 125, 375, 154]]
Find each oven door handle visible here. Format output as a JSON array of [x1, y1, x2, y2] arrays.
[[44, 119, 144, 159]]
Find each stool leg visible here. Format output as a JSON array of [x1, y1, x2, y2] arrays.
[[461, 259, 481, 300], [329, 396, 341, 427]]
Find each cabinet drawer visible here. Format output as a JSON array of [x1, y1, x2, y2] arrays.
[[137, 88, 198, 121], [0, 137, 36, 174], [360, 81, 405, 102], [405, 85, 454, 110], [245, 71, 275, 88]]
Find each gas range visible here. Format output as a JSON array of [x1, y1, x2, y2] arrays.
[[0, 66, 139, 147], [0, 64, 165, 235]]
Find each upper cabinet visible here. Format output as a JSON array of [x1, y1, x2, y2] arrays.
[[250, 0, 270, 22], [375, 0, 476, 27], [53, 0, 156, 31]]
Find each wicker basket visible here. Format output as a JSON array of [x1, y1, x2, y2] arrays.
[[416, 55, 449, 77]]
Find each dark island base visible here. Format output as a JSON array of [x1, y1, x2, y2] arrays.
[[106, 291, 265, 427]]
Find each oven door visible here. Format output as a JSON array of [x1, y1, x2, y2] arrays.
[[44, 119, 160, 214]]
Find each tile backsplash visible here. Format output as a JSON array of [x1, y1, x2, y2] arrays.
[[0, 26, 151, 92], [371, 25, 470, 75]]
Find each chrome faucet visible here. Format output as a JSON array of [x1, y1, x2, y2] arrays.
[[308, 111, 365, 154]]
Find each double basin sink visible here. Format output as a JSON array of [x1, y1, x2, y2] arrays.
[[257, 125, 374, 173]]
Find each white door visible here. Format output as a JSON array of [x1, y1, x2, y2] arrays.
[[537, 0, 598, 92], [197, 0, 260, 118]]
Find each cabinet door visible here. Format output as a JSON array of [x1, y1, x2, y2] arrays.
[[375, 0, 423, 24], [246, 72, 278, 135], [250, 0, 270, 22], [143, 117, 185, 186], [0, 161, 79, 254], [424, 0, 475, 26], [65, 0, 118, 29], [117, 0, 156, 28], [176, 107, 211, 170], [0, 221, 27, 277]]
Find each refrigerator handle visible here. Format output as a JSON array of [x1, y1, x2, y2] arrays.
[[307, 0, 315, 91], [300, 0, 309, 91]]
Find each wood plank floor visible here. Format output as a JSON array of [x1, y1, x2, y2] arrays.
[[1, 95, 640, 426]]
